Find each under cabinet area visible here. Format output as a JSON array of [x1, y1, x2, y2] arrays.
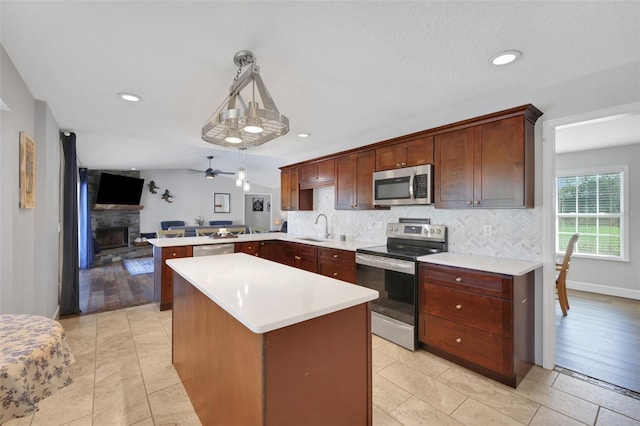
[[418, 263, 534, 388], [153, 245, 192, 311]]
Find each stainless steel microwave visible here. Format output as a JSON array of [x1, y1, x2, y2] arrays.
[[373, 164, 433, 206]]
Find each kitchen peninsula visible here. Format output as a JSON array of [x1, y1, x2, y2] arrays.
[[149, 233, 373, 310], [167, 253, 378, 425]]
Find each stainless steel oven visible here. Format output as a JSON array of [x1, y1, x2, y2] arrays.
[[356, 221, 447, 351]]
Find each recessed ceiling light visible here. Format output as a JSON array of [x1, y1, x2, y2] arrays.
[[490, 50, 521, 66], [118, 92, 142, 102], [298, 133, 311, 138]]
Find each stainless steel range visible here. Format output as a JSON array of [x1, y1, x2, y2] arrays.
[[356, 220, 447, 351]]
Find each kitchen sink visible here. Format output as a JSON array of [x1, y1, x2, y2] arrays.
[[297, 237, 326, 242]]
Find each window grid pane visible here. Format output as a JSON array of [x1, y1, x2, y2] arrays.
[[556, 171, 623, 258]]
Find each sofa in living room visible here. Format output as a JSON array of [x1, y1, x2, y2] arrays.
[[160, 220, 246, 237]]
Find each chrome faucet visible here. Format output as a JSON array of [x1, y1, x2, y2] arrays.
[[315, 214, 329, 239]]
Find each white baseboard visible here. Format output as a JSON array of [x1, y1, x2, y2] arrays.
[[53, 305, 60, 320], [567, 280, 640, 300]]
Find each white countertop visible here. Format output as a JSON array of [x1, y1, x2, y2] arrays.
[[148, 232, 375, 252], [418, 252, 542, 276], [166, 253, 379, 334]]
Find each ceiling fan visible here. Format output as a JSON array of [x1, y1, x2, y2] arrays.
[[188, 156, 235, 179]]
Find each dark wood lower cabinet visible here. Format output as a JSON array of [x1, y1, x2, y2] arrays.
[[318, 247, 356, 283], [153, 245, 192, 311], [172, 272, 373, 425], [418, 263, 534, 388]]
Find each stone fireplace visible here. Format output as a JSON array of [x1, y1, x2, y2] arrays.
[[95, 226, 129, 250], [89, 170, 151, 265]]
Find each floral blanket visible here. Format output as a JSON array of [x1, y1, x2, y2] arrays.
[[0, 315, 74, 423]]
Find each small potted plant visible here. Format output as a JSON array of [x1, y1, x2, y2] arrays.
[[194, 216, 206, 226]]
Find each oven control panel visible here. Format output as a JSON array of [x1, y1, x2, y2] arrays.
[[386, 223, 446, 241]]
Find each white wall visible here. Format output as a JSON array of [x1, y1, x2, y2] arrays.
[[556, 144, 640, 299], [139, 169, 281, 233], [0, 44, 61, 317]]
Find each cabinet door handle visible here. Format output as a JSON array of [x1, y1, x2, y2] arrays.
[[396, 163, 401, 167], [401, 162, 407, 166], [455, 277, 462, 282], [333, 272, 338, 276], [455, 337, 462, 343], [467, 200, 473, 206], [475, 200, 481, 205], [333, 254, 339, 258], [172, 252, 177, 257], [247, 246, 252, 250], [455, 304, 462, 310], [294, 255, 301, 260]]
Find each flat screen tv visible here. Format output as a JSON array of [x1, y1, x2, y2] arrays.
[[95, 173, 144, 205]]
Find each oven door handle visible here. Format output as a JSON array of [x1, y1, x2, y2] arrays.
[[355, 253, 415, 275]]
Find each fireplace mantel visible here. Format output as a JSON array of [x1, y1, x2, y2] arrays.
[[92, 204, 144, 211]]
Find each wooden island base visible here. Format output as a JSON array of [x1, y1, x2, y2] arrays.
[[172, 273, 373, 426]]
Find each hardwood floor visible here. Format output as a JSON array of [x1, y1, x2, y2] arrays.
[[78, 258, 155, 315], [555, 289, 640, 393]]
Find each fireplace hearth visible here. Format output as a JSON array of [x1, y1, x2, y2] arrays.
[[95, 226, 128, 250]]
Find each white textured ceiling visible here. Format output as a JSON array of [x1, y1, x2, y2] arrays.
[[1, 1, 639, 185]]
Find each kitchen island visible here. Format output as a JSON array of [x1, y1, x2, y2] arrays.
[[167, 253, 379, 426]]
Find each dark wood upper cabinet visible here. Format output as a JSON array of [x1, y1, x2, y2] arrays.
[[280, 167, 312, 211], [375, 136, 434, 171], [335, 150, 379, 210], [280, 104, 541, 210], [434, 106, 541, 208], [299, 159, 335, 189]]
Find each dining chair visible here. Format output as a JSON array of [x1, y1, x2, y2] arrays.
[[196, 228, 220, 237], [556, 233, 579, 316], [156, 229, 186, 238]]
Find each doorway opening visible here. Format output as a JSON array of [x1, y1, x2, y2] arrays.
[[244, 193, 272, 233], [545, 103, 640, 393]]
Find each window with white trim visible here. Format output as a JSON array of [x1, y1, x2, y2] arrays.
[[556, 166, 626, 260]]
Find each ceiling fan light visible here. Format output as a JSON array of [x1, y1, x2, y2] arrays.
[[237, 167, 246, 180], [205, 170, 215, 179], [243, 180, 250, 191], [235, 177, 243, 187]]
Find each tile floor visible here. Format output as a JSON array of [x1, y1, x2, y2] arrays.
[[5, 303, 640, 426]]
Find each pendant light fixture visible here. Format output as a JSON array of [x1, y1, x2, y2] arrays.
[[202, 50, 289, 148], [235, 148, 250, 191]]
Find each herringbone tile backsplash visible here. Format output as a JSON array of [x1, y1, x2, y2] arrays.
[[288, 187, 542, 261]]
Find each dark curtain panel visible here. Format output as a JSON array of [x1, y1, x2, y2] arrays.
[[79, 168, 94, 269], [60, 133, 81, 315]]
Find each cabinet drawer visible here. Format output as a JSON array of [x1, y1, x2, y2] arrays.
[[421, 264, 512, 299], [297, 243, 318, 259], [318, 260, 356, 283], [318, 247, 355, 264], [421, 284, 511, 337], [161, 245, 191, 260], [235, 242, 259, 255], [420, 314, 512, 376]]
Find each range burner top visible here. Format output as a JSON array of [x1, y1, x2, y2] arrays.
[[357, 223, 447, 261]]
